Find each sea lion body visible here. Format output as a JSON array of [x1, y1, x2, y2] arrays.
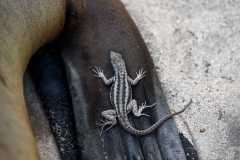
[[0, 0, 193, 159], [0, 1, 66, 159]]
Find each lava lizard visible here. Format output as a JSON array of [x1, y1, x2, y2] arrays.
[[93, 51, 191, 136]]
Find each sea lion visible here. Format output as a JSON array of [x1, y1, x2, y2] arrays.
[[0, 0, 197, 159], [0, 0, 66, 159]]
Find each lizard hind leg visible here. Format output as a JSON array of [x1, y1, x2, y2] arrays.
[[128, 99, 156, 117], [96, 110, 117, 136]]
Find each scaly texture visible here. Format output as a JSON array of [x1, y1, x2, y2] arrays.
[[93, 51, 191, 136]]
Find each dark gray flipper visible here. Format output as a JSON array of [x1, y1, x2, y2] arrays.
[[28, 45, 79, 160], [57, 0, 186, 159]]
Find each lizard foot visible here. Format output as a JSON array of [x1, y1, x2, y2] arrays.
[[138, 101, 156, 117], [92, 66, 104, 78], [96, 120, 116, 137], [136, 68, 146, 80]]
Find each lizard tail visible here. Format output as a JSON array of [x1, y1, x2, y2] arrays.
[[119, 99, 192, 136]]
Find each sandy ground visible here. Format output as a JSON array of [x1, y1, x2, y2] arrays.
[[25, 0, 240, 159], [121, 0, 240, 159]]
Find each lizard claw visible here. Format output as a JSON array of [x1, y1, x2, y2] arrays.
[[96, 123, 104, 126], [96, 120, 107, 126], [136, 102, 156, 117], [140, 101, 156, 110], [96, 121, 107, 138], [96, 120, 116, 137], [99, 124, 114, 138], [104, 124, 115, 132], [141, 113, 150, 117], [92, 66, 104, 78], [136, 68, 146, 80]]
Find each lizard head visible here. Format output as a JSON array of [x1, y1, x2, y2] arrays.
[[110, 51, 125, 70]]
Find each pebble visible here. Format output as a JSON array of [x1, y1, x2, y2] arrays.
[[200, 128, 205, 133]]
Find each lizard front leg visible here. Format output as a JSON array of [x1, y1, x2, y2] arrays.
[[127, 99, 156, 117], [128, 68, 146, 85], [93, 66, 115, 85], [96, 110, 117, 136]]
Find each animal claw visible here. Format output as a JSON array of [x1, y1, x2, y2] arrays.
[[141, 113, 150, 117]]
